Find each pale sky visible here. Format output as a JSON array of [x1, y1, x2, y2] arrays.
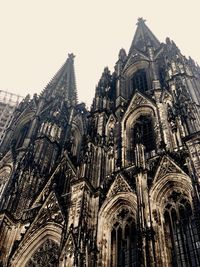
[[0, 0, 200, 107]]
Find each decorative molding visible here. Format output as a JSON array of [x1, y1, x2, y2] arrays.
[[106, 174, 133, 199], [153, 155, 187, 183]]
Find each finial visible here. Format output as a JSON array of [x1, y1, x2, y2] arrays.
[[68, 53, 75, 60], [137, 17, 146, 25], [118, 48, 127, 61], [166, 37, 171, 45]]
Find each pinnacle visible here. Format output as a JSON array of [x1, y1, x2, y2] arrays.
[[67, 53, 75, 61], [137, 17, 146, 25], [41, 53, 77, 106], [129, 18, 160, 54]]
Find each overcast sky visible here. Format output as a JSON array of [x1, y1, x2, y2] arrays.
[[0, 0, 200, 107]]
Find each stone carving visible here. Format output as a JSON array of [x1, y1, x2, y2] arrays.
[[0, 167, 10, 199], [107, 175, 132, 199], [131, 93, 150, 109], [152, 209, 161, 225], [28, 192, 64, 235], [154, 156, 183, 182], [116, 207, 130, 220], [65, 234, 75, 257], [25, 239, 59, 267]]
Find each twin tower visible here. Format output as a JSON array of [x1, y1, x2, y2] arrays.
[[0, 18, 200, 267]]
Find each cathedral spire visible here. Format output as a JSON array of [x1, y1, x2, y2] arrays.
[[129, 18, 160, 54], [42, 53, 77, 106]]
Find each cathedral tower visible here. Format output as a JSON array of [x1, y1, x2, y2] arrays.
[[0, 19, 200, 267]]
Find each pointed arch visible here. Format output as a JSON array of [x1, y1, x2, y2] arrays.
[[25, 239, 59, 267], [105, 114, 116, 138], [59, 232, 77, 267], [10, 224, 62, 267], [70, 113, 85, 158], [150, 173, 193, 208], [149, 173, 199, 267], [11, 111, 35, 149], [121, 94, 158, 166], [97, 192, 137, 267]]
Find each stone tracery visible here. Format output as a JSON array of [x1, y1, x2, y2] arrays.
[[25, 239, 59, 267]]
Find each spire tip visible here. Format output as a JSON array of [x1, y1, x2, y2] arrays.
[[68, 53, 75, 60], [137, 17, 146, 25]]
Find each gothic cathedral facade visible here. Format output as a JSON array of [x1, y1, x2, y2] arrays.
[[0, 18, 200, 267]]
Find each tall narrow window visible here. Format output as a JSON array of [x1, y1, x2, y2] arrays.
[[132, 115, 155, 153], [164, 196, 200, 267], [15, 123, 30, 148], [132, 69, 148, 94], [111, 228, 117, 267], [111, 213, 137, 267]]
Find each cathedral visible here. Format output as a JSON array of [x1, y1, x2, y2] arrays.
[[0, 18, 200, 267]]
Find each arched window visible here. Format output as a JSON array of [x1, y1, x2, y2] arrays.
[[15, 122, 30, 148], [111, 209, 137, 267], [131, 69, 148, 94], [164, 193, 200, 267], [132, 115, 156, 155], [25, 239, 59, 267]]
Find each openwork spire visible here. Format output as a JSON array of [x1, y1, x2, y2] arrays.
[[129, 18, 160, 54], [42, 53, 77, 106]]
